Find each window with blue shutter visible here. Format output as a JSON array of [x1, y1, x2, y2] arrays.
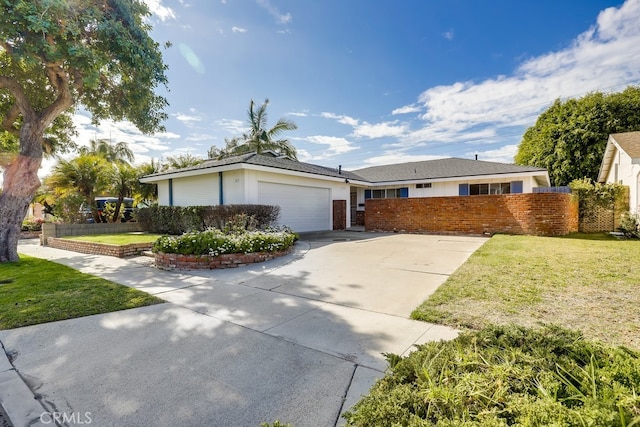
[[364, 189, 372, 199], [399, 187, 409, 198], [459, 183, 469, 196], [511, 181, 523, 193]]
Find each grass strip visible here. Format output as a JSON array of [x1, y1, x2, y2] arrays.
[[411, 233, 640, 350], [0, 255, 163, 329], [61, 233, 163, 245]]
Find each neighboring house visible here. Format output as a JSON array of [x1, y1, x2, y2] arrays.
[[597, 131, 640, 213], [140, 152, 550, 232]]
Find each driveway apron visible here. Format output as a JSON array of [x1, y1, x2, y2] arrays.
[[1, 232, 487, 427]]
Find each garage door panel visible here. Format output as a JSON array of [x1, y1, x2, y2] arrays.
[[258, 182, 330, 232]]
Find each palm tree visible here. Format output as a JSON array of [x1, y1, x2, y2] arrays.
[[79, 139, 135, 164], [108, 163, 138, 222], [208, 99, 298, 160], [162, 153, 204, 170], [45, 155, 111, 222], [134, 159, 162, 205]]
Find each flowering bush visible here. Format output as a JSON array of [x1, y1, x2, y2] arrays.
[[152, 228, 296, 256], [21, 217, 45, 232]]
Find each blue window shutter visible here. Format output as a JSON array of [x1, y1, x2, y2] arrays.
[[511, 181, 523, 194], [399, 187, 409, 198], [168, 179, 173, 206], [459, 183, 469, 196], [364, 190, 372, 199]]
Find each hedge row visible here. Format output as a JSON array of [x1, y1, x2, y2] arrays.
[[137, 204, 281, 235]]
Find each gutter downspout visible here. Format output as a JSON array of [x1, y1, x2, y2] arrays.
[[168, 179, 173, 206], [219, 172, 224, 205]]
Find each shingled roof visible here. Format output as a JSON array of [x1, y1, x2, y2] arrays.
[[611, 131, 640, 158], [351, 157, 546, 183], [598, 131, 640, 182], [143, 152, 363, 181]]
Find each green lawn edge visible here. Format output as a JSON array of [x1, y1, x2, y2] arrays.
[[0, 255, 163, 329], [411, 233, 640, 350]]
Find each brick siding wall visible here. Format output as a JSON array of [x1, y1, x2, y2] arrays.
[[365, 193, 578, 236], [47, 237, 152, 258], [154, 247, 292, 270], [333, 200, 346, 230]]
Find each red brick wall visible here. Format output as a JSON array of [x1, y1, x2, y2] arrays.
[[333, 200, 346, 230], [365, 193, 578, 236], [155, 248, 292, 270]]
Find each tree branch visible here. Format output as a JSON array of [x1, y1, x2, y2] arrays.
[[1, 103, 20, 136], [0, 75, 35, 122]]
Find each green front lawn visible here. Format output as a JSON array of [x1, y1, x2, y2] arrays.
[[62, 233, 163, 245], [411, 233, 640, 350], [0, 255, 163, 329]]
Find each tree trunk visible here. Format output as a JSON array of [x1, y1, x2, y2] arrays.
[[0, 155, 42, 261], [0, 123, 44, 262]]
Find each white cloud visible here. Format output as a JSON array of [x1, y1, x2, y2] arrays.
[[213, 119, 246, 135], [232, 26, 248, 33], [143, 0, 176, 21], [411, 0, 640, 143], [391, 105, 421, 115], [320, 112, 359, 126], [304, 135, 358, 159], [470, 144, 519, 164], [256, 0, 292, 24], [174, 111, 202, 124], [287, 111, 309, 117], [443, 30, 454, 41], [352, 121, 408, 139], [371, 0, 640, 163]]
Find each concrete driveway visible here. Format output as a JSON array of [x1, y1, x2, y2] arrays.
[[0, 231, 487, 427]]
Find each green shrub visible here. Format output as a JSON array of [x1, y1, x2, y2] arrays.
[[21, 216, 44, 232], [619, 212, 640, 238], [152, 228, 296, 256], [137, 204, 280, 235], [343, 324, 640, 426]]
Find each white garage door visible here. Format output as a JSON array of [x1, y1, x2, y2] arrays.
[[258, 182, 330, 232]]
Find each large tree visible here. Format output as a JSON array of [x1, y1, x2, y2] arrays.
[[515, 86, 640, 186], [209, 98, 298, 160], [0, 0, 168, 262]]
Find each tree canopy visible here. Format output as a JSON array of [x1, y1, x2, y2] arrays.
[[515, 86, 640, 186], [209, 98, 298, 160], [0, 0, 169, 261]]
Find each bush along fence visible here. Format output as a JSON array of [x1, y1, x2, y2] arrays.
[[569, 179, 629, 233], [137, 204, 281, 235]]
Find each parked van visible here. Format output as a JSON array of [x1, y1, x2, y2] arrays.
[[81, 197, 135, 223]]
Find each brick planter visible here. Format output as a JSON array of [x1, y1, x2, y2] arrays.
[[154, 247, 293, 271], [48, 237, 152, 258]]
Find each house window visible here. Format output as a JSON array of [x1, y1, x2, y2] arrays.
[[416, 183, 432, 189], [464, 181, 521, 196], [470, 184, 489, 195], [365, 188, 409, 199]]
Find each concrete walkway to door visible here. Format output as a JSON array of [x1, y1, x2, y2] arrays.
[[0, 231, 487, 427]]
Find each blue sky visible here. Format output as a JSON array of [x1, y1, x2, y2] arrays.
[[64, 0, 640, 174]]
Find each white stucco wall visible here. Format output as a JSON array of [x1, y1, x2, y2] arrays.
[[157, 181, 170, 206], [354, 175, 541, 206], [172, 174, 220, 206], [604, 146, 640, 213]]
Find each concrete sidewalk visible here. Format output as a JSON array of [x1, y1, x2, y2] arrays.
[[0, 232, 487, 427]]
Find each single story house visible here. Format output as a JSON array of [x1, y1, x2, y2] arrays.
[[140, 152, 550, 232], [597, 131, 640, 213]]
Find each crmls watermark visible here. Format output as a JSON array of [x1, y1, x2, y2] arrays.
[[40, 411, 92, 425]]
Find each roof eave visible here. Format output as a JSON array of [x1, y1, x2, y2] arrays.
[[364, 170, 549, 187], [597, 136, 618, 183]]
